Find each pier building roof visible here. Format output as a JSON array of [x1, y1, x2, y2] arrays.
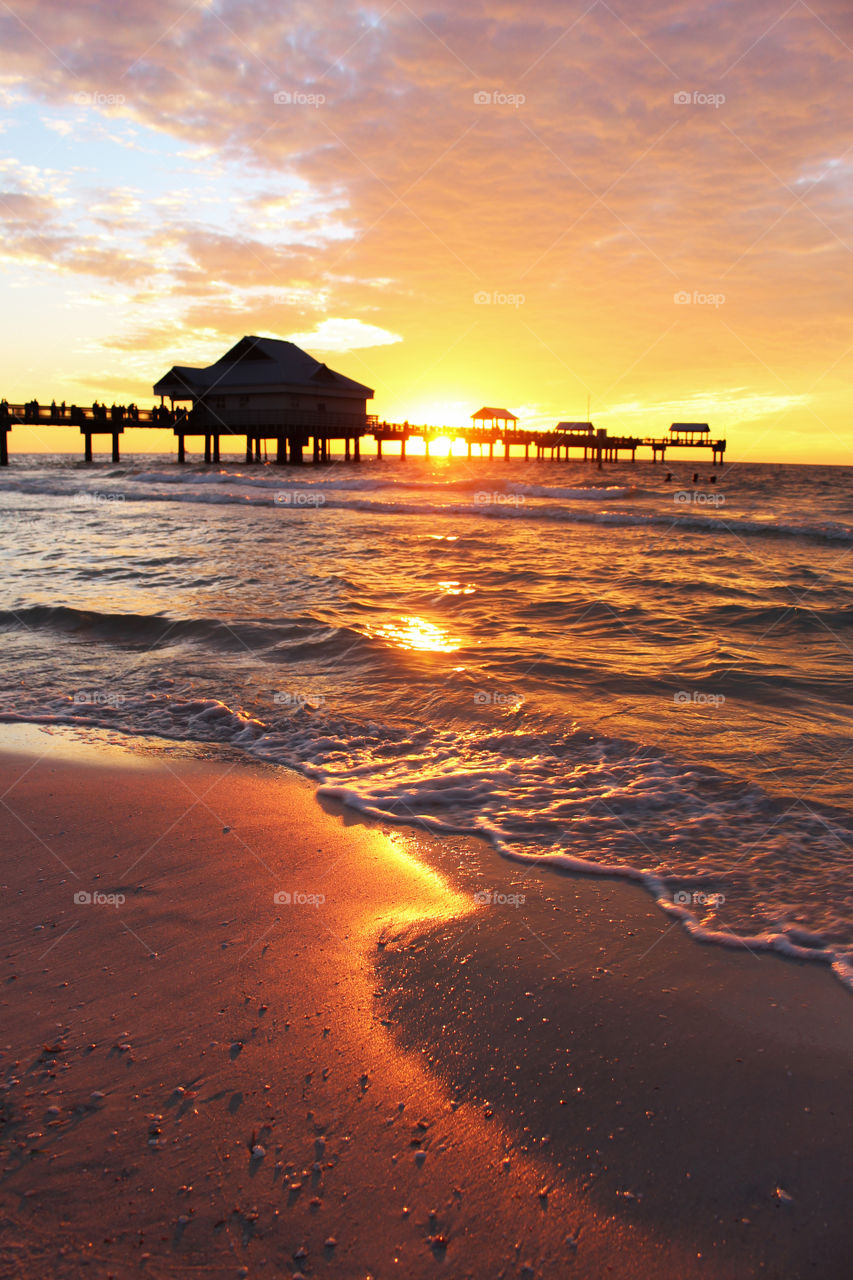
[[154, 336, 374, 401]]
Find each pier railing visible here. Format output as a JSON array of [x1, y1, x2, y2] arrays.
[[0, 403, 377, 433]]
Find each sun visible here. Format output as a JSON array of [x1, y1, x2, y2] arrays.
[[427, 435, 454, 457]]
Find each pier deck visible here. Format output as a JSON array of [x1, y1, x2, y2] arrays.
[[0, 403, 726, 467]]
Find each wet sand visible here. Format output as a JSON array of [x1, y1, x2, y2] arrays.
[[0, 724, 850, 1279]]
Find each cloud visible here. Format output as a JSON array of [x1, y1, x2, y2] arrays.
[[0, 0, 851, 451], [599, 389, 810, 431], [285, 317, 403, 352]]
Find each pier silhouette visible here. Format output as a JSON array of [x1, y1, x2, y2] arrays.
[[0, 401, 726, 468], [1, 339, 726, 467]]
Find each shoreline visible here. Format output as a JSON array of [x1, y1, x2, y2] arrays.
[[1, 723, 851, 1278], [4, 715, 851, 993]]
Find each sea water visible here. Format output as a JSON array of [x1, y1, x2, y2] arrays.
[[1, 453, 850, 984]]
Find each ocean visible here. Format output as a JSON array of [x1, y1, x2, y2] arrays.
[[1, 452, 851, 986]]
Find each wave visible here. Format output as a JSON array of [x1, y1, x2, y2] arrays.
[[0, 604, 373, 659], [2, 688, 852, 990], [124, 469, 638, 501], [4, 480, 850, 545], [693, 601, 853, 638]]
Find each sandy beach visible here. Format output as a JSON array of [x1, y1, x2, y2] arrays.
[[1, 723, 851, 1279]]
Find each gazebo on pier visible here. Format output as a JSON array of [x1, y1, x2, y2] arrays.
[[471, 406, 519, 431], [669, 422, 710, 442]]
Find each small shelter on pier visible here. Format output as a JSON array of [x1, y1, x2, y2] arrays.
[[471, 406, 518, 431], [556, 421, 594, 434], [669, 422, 710, 442]]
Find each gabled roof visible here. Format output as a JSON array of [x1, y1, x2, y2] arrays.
[[471, 406, 518, 421], [670, 422, 710, 432], [153, 336, 374, 399]]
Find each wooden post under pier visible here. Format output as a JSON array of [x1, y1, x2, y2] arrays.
[[80, 426, 123, 463]]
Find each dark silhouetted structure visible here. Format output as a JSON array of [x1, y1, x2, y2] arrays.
[[153, 335, 375, 463]]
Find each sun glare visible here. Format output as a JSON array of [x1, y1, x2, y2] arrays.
[[428, 435, 454, 457], [370, 615, 462, 653]]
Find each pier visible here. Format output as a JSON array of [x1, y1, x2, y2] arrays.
[[0, 402, 726, 468]]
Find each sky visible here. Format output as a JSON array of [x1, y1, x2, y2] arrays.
[[0, 0, 851, 462]]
